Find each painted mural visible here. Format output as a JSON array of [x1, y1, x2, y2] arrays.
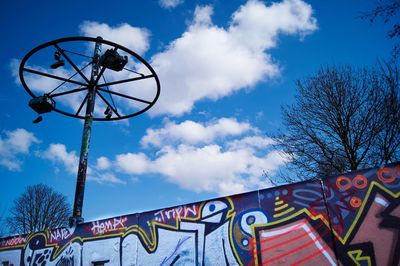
[[0, 162, 399, 265]]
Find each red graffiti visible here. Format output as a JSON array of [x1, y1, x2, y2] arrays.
[[1, 235, 26, 247], [378, 166, 399, 183]]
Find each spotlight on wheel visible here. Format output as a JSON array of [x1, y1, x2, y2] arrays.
[[50, 51, 65, 69], [100, 49, 128, 72], [28, 95, 55, 114]]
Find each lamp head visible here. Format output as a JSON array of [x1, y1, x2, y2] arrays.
[[28, 96, 55, 114], [100, 49, 128, 72]]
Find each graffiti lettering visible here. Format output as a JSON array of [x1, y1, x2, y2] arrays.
[[0, 236, 26, 247], [49, 227, 74, 242], [154, 204, 198, 223], [91, 217, 127, 235]]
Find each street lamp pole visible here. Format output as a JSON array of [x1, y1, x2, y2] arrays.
[[19, 36, 160, 227], [71, 37, 103, 225]]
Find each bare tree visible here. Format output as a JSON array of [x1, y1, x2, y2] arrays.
[[6, 184, 71, 234], [275, 62, 400, 181], [360, 0, 400, 55], [373, 59, 400, 164]]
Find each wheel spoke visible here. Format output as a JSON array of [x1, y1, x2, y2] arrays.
[[98, 74, 154, 87], [49, 62, 92, 95], [50, 87, 88, 98], [75, 93, 89, 116], [123, 67, 145, 77], [23, 68, 87, 86], [101, 75, 118, 113], [97, 87, 152, 104], [54, 44, 91, 84], [63, 49, 93, 59], [95, 90, 121, 117]]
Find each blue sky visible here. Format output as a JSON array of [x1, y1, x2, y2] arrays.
[[0, 0, 395, 228]]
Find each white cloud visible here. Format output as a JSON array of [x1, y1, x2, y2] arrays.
[[159, 0, 183, 9], [40, 144, 125, 185], [0, 129, 40, 171], [192, 5, 213, 27], [96, 156, 111, 170], [227, 136, 276, 151], [229, 0, 317, 52], [110, 142, 288, 195], [115, 153, 150, 174], [148, 0, 317, 115], [79, 21, 150, 55], [103, 118, 289, 195], [141, 117, 253, 147], [5, 129, 39, 153], [151, 144, 272, 195], [32, 118, 287, 193], [88, 172, 126, 185], [40, 143, 79, 174]]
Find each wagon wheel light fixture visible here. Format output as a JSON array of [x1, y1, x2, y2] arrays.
[[19, 36, 160, 226]]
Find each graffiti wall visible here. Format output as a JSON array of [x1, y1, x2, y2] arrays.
[[0, 162, 399, 265]]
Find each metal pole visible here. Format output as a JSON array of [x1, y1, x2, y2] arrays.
[[70, 37, 102, 226]]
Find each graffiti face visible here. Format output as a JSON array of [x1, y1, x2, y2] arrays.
[[0, 163, 399, 265]]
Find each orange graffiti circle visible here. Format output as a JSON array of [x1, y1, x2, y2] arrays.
[[353, 174, 367, 189], [350, 196, 362, 208], [378, 168, 396, 183], [336, 176, 352, 190]]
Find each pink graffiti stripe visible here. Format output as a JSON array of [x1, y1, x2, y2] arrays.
[[260, 221, 326, 253], [262, 226, 330, 265], [290, 243, 332, 266], [260, 220, 307, 244]]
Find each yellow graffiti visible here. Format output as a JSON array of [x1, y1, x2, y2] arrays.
[[348, 249, 372, 266], [273, 207, 295, 218], [274, 203, 289, 211]]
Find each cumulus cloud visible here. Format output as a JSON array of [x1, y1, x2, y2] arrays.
[[159, 0, 183, 9], [101, 118, 289, 195], [96, 156, 111, 170], [226, 136, 276, 151], [34, 117, 288, 192], [141, 117, 253, 147], [115, 153, 150, 174], [149, 144, 285, 195], [40, 143, 79, 174], [40, 144, 124, 184], [148, 0, 317, 115], [0, 129, 40, 171], [79, 21, 150, 55], [88, 172, 126, 185]]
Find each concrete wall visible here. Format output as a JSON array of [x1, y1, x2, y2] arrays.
[[0, 162, 399, 265]]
